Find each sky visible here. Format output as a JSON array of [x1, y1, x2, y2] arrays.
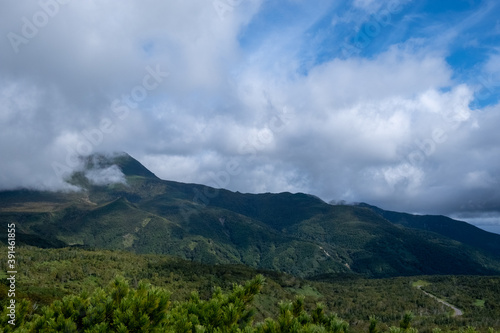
[[1, 0, 500, 234]]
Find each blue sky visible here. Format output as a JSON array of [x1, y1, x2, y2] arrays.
[[1, 0, 500, 233], [239, 0, 500, 104]]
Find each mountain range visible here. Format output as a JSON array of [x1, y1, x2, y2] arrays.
[[1, 152, 500, 278]]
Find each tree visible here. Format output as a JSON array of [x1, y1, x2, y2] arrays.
[[369, 315, 379, 333], [1, 276, 170, 332], [399, 311, 414, 331]]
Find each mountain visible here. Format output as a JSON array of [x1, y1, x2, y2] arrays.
[[1, 152, 500, 278], [357, 203, 500, 258]]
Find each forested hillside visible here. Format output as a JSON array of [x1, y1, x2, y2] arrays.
[[1, 153, 500, 279]]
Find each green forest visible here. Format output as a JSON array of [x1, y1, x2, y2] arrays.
[[1, 247, 499, 332]]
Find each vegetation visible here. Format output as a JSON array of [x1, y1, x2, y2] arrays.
[[418, 276, 500, 329], [1, 247, 500, 332], [359, 203, 500, 258], [1, 154, 500, 331], [1, 268, 499, 332]]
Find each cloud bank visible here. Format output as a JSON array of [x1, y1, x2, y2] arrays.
[[1, 0, 500, 232]]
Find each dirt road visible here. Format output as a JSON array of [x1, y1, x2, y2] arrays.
[[417, 286, 463, 316]]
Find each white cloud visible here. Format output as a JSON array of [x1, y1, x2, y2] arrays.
[[464, 171, 497, 189], [84, 165, 126, 186], [1, 0, 500, 232], [352, 0, 384, 13]]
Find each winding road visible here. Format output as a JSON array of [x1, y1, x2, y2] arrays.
[[417, 286, 463, 317]]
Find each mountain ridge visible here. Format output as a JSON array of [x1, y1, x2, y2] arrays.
[[1, 152, 500, 278], [356, 202, 500, 258]]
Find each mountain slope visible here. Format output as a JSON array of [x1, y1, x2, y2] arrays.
[[1, 152, 500, 278], [357, 203, 500, 259]]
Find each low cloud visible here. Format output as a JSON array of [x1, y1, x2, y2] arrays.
[[84, 165, 126, 186]]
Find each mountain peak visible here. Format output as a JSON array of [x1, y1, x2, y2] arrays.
[[82, 152, 159, 180]]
